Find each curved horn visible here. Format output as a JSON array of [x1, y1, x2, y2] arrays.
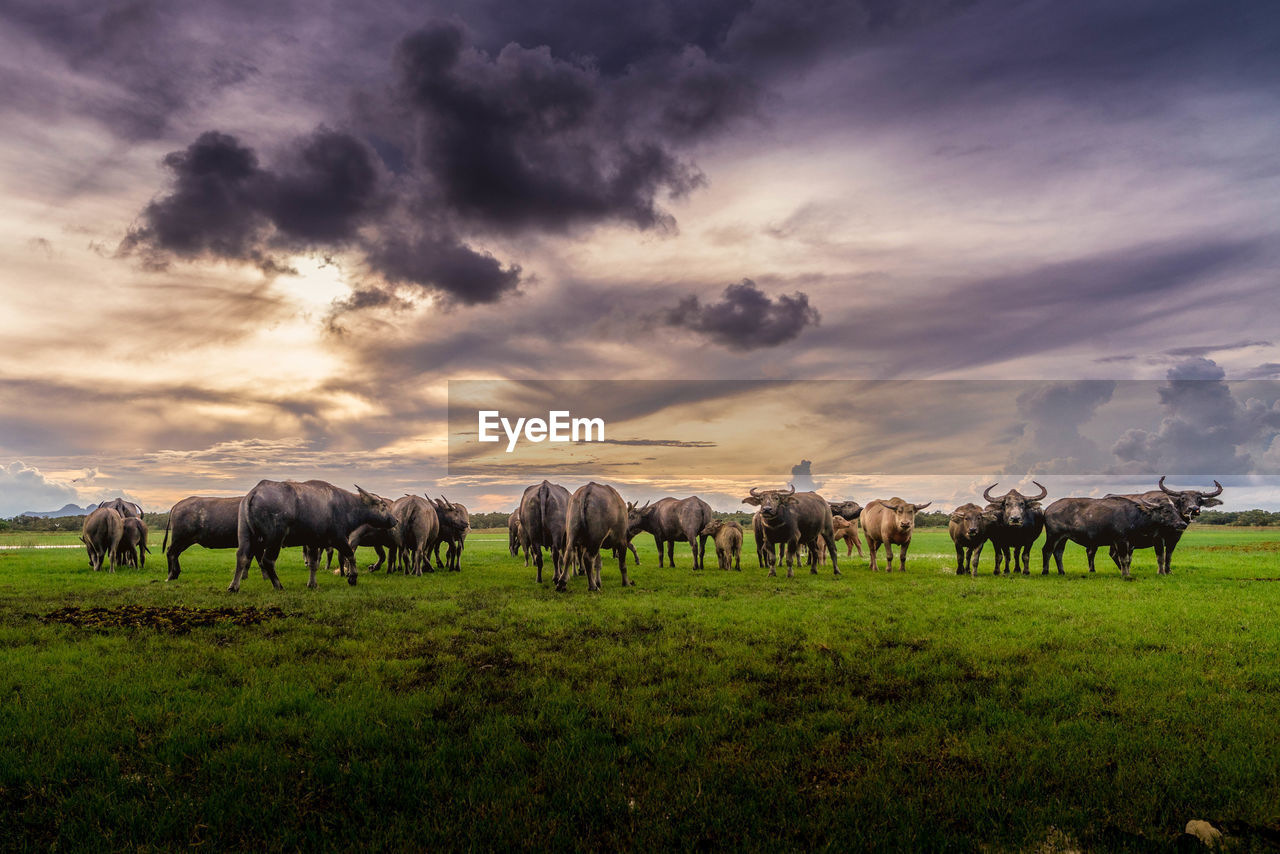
[[982, 483, 1000, 503], [1028, 481, 1048, 501], [912, 501, 932, 512], [786, 483, 796, 495], [1201, 480, 1223, 497], [1158, 475, 1176, 496], [749, 487, 761, 498]]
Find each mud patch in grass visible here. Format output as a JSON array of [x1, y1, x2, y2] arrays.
[[39, 604, 288, 633]]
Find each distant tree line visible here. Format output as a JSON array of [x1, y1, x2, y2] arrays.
[[0, 513, 171, 533]]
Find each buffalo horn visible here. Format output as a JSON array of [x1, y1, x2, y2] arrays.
[[1028, 481, 1048, 501], [983, 483, 1000, 503]]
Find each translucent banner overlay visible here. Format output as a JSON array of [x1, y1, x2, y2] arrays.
[[447, 379, 1280, 478]]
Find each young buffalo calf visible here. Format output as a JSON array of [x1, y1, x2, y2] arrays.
[[699, 519, 743, 571]]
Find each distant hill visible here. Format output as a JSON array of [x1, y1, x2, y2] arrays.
[[20, 503, 97, 518]]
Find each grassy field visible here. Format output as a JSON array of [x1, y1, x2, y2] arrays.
[[3, 527, 1280, 851]]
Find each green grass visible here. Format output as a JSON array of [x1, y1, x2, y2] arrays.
[[2, 528, 1280, 851]]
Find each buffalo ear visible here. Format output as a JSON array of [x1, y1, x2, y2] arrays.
[[1202, 498, 1224, 508], [742, 496, 762, 506]]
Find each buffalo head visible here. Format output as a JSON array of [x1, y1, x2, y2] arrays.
[[742, 484, 797, 521], [1158, 476, 1224, 521], [983, 481, 1047, 527]]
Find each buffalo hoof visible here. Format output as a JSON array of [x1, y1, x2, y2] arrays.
[[347, 574, 358, 586], [833, 569, 841, 577], [306, 581, 318, 590]]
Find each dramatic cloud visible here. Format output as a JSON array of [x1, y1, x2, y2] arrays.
[[1112, 359, 1280, 474], [0, 461, 79, 518], [663, 279, 820, 350], [1008, 381, 1116, 474]]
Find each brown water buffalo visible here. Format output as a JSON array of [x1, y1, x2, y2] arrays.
[[948, 503, 993, 575], [163, 495, 242, 580], [700, 519, 743, 571], [626, 496, 714, 569], [860, 498, 932, 572], [1104, 477, 1223, 574], [984, 482, 1047, 575], [519, 480, 571, 583], [81, 506, 124, 572], [817, 515, 864, 563], [742, 485, 839, 578], [230, 480, 395, 592], [562, 481, 633, 592], [117, 517, 150, 569], [430, 497, 469, 572], [1041, 495, 1188, 578]]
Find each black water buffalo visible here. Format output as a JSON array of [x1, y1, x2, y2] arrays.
[[743, 485, 840, 578], [1041, 495, 1188, 579], [626, 496, 715, 569], [860, 498, 932, 572], [163, 496, 242, 580], [394, 495, 440, 576], [430, 497, 470, 572], [948, 503, 993, 575], [751, 511, 775, 569], [1104, 477, 1224, 574], [507, 511, 524, 561], [98, 497, 143, 518], [230, 480, 395, 592], [348, 523, 399, 573], [81, 506, 123, 572], [519, 481, 571, 583], [700, 519, 743, 571], [117, 517, 150, 569], [829, 501, 863, 522], [562, 482, 633, 592], [983, 482, 1047, 575]]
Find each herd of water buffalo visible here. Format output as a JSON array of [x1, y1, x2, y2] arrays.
[[77, 476, 1225, 591]]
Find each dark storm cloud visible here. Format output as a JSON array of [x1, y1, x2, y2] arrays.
[[1007, 381, 1116, 473], [121, 129, 382, 267], [364, 231, 522, 304], [663, 279, 820, 351], [393, 21, 707, 233]]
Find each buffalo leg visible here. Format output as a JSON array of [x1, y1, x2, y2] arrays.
[[230, 546, 253, 592], [1086, 547, 1098, 573], [955, 544, 966, 574], [654, 535, 665, 567], [883, 543, 894, 573], [667, 540, 676, 568], [533, 546, 544, 583]]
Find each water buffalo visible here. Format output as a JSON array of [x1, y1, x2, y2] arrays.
[[699, 519, 743, 571], [751, 511, 775, 569], [561, 481, 633, 592], [117, 517, 150, 569], [820, 515, 864, 561], [829, 501, 863, 522], [398, 495, 440, 576], [948, 503, 993, 575], [507, 511, 524, 561], [98, 497, 143, 518], [742, 485, 840, 578], [1041, 495, 1189, 578], [430, 497, 470, 572], [163, 495, 242, 580], [860, 497, 932, 572], [1104, 477, 1223, 574], [983, 482, 1048, 575], [626, 496, 714, 569], [519, 481, 571, 583], [348, 523, 400, 573], [230, 480, 395, 592], [81, 506, 123, 572]]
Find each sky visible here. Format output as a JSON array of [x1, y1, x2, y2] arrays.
[[2, 0, 1279, 516]]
